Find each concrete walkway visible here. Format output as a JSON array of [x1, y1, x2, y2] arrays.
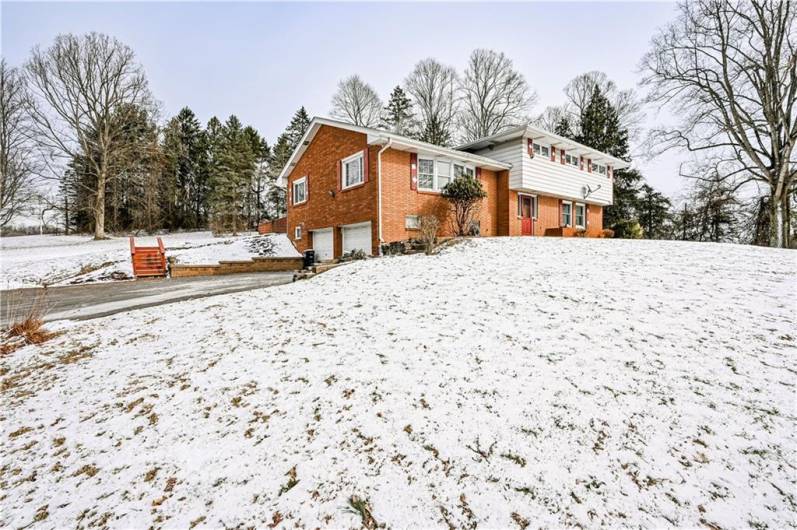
[[1, 272, 294, 326]]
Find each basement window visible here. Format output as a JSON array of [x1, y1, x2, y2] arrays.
[[294, 225, 302, 240], [405, 215, 420, 230]]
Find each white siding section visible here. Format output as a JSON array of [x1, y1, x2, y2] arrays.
[[473, 136, 614, 206], [473, 138, 524, 188]]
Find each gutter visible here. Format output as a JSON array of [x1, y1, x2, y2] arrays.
[[376, 137, 392, 256]]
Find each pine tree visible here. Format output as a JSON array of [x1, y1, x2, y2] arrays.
[[574, 86, 641, 235], [161, 107, 205, 229], [264, 107, 312, 218], [636, 183, 671, 239], [208, 116, 256, 234], [285, 107, 311, 147], [381, 86, 415, 135]]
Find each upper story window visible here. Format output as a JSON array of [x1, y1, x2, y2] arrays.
[[342, 152, 364, 189], [592, 163, 607, 176], [533, 143, 550, 158], [565, 153, 580, 167], [418, 157, 474, 192], [292, 177, 307, 205]]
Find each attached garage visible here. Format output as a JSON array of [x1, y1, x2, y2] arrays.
[[311, 228, 334, 261], [342, 222, 372, 256]]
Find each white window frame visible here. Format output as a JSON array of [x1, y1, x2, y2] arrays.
[[405, 215, 420, 230], [517, 193, 538, 219], [565, 153, 580, 168], [294, 225, 302, 240], [575, 203, 586, 228], [591, 162, 607, 176], [292, 176, 307, 205], [417, 157, 475, 193], [341, 151, 364, 189], [561, 201, 573, 227], [533, 142, 551, 159], [418, 157, 435, 191]]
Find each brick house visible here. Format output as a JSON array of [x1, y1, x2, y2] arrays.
[[280, 117, 629, 260]]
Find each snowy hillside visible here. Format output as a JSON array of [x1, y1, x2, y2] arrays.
[[0, 231, 300, 289], [2, 238, 795, 528]]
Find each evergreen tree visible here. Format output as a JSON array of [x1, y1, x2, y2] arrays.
[[285, 106, 311, 147], [208, 116, 256, 234], [264, 107, 312, 218], [636, 183, 672, 239], [574, 86, 641, 235], [161, 107, 205, 229], [381, 85, 415, 136]]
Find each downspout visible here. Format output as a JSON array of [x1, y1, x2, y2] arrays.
[[376, 137, 393, 256]]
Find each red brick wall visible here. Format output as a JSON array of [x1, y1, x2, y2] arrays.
[[286, 125, 378, 255], [503, 193, 604, 236], [380, 149, 501, 242]]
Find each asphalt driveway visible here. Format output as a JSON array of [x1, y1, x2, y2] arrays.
[[1, 272, 294, 326]]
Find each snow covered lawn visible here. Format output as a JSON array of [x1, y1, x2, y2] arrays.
[[2, 238, 795, 528], [0, 231, 300, 289]]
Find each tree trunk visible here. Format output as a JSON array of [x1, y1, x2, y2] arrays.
[[769, 189, 784, 248], [94, 165, 107, 240]]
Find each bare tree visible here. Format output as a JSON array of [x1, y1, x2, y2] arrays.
[[564, 71, 643, 138], [330, 75, 383, 127], [0, 59, 37, 231], [404, 59, 459, 146], [458, 49, 535, 142], [641, 0, 796, 248], [418, 215, 440, 255], [24, 32, 154, 239]]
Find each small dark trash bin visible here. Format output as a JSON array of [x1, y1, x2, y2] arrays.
[[303, 250, 316, 269]]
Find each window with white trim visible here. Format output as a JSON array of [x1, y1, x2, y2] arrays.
[[417, 158, 474, 192], [418, 158, 435, 190], [405, 215, 420, 229], [454, 164, 474, 178], [565, 153, 579, 167], [575, 203, 585, 228], [342, 152, 364, 189], [292, 177, 307, 205], [533, 143, 550, 158], [437, 161, 451, 189], [591, 163, 607, 176], [294, 225, 302, 239], [561, 202, 572, 227]]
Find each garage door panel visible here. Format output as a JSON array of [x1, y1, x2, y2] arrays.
[[342, 223, 372, 256], [312, 229, 334, 261]]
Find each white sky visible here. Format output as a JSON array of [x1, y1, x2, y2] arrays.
[[3, 1, 687, 197]]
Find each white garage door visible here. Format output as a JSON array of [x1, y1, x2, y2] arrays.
[[311, 228, 334, 261], [342, 222, 372, 256]]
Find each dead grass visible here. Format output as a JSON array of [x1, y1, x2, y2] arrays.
[[2, 289, 58, 355], [349, 495, 379, 529]]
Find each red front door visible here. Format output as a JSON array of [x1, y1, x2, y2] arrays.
[[520, 196, 534, 236]]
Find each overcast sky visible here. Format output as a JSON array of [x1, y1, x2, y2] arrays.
[[3, 1, 686, 196]]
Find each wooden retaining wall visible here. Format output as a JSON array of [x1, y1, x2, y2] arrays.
[[170, 256, 303, 278]]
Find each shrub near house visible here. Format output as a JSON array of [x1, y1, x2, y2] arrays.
[[280, 118, 629, 259]]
